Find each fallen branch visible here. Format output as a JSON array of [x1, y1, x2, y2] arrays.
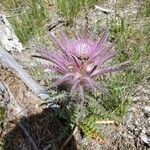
[[0, 80, 38, 150], [19, 122, 39, 150], [0, 13, 23, 52], [95, 120, 115, 124], [60, 125, 78, 150], [43, 144, 52, 150], [95, 5, 113, 14], [0, 80, 28, 119], [0, 81, 10, 107], [48, 20, 64, 31], [0, 46, 49, 100]]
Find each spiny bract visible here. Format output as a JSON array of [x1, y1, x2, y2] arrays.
[[39, 31, 128, 99]]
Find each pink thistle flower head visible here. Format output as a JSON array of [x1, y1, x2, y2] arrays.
[[70, 39, 94, 60], [38, 31, 129, 100]]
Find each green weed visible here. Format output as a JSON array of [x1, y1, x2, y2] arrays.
[[0, 0, 23, 11], [0, 107, 5, 146], [0, 107, 5, 123], [7, 0, 48, 44], [57, 0, 100, 24], [108, 16, 147, 85], [115, 0, 132, 8], [142, 0, 150, 17]]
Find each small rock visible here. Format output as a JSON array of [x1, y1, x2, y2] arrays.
[[144, 106, 150, 112], [142, 130, 146, 134], [140, 133, 149, 144], [133, 96, 141, 101], [81, 138, 89, 146]]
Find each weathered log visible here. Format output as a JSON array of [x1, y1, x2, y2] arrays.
[[0, 80, 28, 118], [0, 46, 49, 100], [0, 13, 23, 52], [0, 80, 10, 107], [0, 80, 39, 150]]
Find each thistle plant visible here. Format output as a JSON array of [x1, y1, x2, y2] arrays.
[[37, 31, 129, 102]]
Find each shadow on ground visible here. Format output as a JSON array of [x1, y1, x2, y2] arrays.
[[3, 108, 77, 150]]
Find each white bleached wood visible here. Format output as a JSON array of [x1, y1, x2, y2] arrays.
[[95, 5, 114, 14], [0, 13, 23, 52], [0, 46, 49, 100]]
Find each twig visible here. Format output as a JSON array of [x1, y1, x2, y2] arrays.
[[95, 5, 113, 14], [43, 144, 52, 150], [60, 125, 78, 150], [0, 80, 39, 149], [19, 122, 39, 150], [48, 20, 64, 31], [0, 80, 10, 108], [95, 120, 115, 124]]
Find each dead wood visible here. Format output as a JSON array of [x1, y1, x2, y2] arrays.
[[0, 80, 10, 107], [0, 80, 28, 119], [0, 13, 23, 52], [60, 125, 78, 150], [18, 122, 39, 150], [0, 80, 39, 150], [0, 46, 50, 101]]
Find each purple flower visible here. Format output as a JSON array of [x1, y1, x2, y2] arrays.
[[38, 31, 129, 99]]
